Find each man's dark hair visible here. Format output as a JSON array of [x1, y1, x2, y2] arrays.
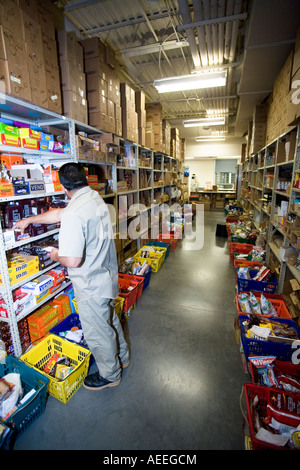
[[58, 163, 88, 191]]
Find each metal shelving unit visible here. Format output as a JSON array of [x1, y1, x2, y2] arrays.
[[0, 93, 184, 356], [0, 94, 76, 357], [240, 123, 300, 293]]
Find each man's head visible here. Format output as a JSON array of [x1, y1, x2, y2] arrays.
[[58, 162, 88, 192]]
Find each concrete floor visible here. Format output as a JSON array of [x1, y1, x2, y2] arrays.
[[14, 210, 248, 451]]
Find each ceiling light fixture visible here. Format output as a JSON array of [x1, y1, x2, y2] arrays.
[[183, 116, 226, 127], [153, 70, 227, 93], [195, 136, 226, 142]]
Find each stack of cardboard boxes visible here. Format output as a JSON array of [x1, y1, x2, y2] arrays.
[[179, 138, 186, 161], [287, 25, 300, 127], [120, 82, 138, 143], [57, 30, 87, 124], [265, 51, 293, 145], [170, 127, 180, 158], [0, 0, 61, 113], [135, 90, 146, 147], [162, 119, 171, 156], [145, 102, 163, 152], [80, 37, 121, 135], [250, 104, 267, 155]]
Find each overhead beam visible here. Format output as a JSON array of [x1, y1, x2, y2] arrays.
[[81, 10, 178, 35], [177, 13, 248, 32], [119, 39, 189, 58], [64, 0, 106, 11]]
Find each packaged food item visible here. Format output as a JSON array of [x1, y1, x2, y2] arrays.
[[238, 293, 252, 313], [260, 294, 278, 317], [43, 353, 60, 375], [237, 267, 250, 279], [249, 356, 279, 387], [55, 364, 73, 381], [250, 292, 262, 315], [277, 374, 300, 393]]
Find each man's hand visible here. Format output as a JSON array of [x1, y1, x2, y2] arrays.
[[48, 247, 59, 262], [12, 218, 32, 235]]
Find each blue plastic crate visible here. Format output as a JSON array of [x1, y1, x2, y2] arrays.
[[0, 356, 48, 437], [238, 315, 300, 361], [229, 205, 243, 212], [237, 269, 277, 294], [146, 241, 171, 258], [140, 266, 151, 290]]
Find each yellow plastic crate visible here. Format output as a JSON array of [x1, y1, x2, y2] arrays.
[[141, 245, 167, 263], [114, 296, 125, 318], [20, 334, 91, 403], [134, 246, 166, 272], [133, 252, 163, 272]]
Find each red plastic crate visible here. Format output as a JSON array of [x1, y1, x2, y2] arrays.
[[235, 293, 292, 319], [118, 273, 144, 301], [249, 359, 300, 385], [118, 277, 140, 312], [229, 242, 254, 260], [233, 259, 263, 269], [244, 383, 300, 450], [157, 234, 177, 248]]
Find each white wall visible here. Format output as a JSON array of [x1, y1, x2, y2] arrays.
[[187, 159, 216, 189], [186, 137, 244, 159], [184, 137, 245, 189]]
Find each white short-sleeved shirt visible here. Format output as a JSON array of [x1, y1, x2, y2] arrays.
[[58, 186, 118, 302]]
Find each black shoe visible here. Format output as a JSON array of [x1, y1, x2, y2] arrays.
[[83, 371, 121, 391]]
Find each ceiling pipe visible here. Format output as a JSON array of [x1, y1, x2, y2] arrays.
[[192, 0, 208, 67], [177, 0, 201, 68]]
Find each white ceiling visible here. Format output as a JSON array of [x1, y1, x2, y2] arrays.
[[58, 0, 300, 144]]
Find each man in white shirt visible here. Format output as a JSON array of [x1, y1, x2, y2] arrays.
[[13, 162, 129, 390]]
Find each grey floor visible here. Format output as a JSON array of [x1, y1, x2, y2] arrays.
[[14, 211, 248, 451]]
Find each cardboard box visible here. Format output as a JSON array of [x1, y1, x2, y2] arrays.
[[290, 231, 300, 250], [46, 74, 62, 114], [57, 30, 84, 72], [0, 0, 23, 37], [63, 89, 88, 123], [0, 58, 31, 101], [28, 69, 48, 108], [21, 11, 43, 56], [10, 164, 45, 195], [80, 36, 106, 62], [0, 26, 28, 70], [59, 60, 86, 97]]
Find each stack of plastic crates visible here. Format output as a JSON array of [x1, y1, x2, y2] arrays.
[[0, 356, 49, 441], [21, 334, 91, 404]]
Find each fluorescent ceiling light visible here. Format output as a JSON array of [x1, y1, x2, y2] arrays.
[[153, 71, 227, 93], [183, 117, 226, 127], [195, 136, 225, 142]]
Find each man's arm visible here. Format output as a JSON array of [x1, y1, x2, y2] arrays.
[[48, 247, 82, 269], [12, 208, 64, 234]]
